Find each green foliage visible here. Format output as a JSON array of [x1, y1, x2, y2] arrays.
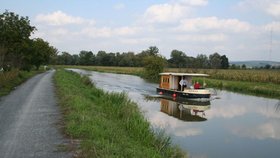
[[143, 55, 166, 82], [0, 11, 55, 71], [220, 55, 229, 69], [0, 10, 36, 69], [54, 70, 186, 157], [29, 38, 57, 70], [209, 52, 221, 69]]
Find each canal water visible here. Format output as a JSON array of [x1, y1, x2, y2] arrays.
[[69, 69, 280, 158]]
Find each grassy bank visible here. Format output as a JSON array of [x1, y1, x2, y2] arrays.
[[54, 65, 280, 99], [54, 69, 185, 158], [56, 65, 144, 77], [0, 69, 43, 97], [195, 78, 280, 98]]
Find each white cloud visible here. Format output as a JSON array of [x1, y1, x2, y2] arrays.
[[143, 3, 189, 23], [264, 21, 280, 32], [231, 121, 280, 140], [35, 11, 95, 26], [81, 27, 112, 38], [80, 26, 141, 39], [266, 2, 280, 17], [178, 17, 251, 32], [238, 0, 280, 18], [175, 33, 227, 42]]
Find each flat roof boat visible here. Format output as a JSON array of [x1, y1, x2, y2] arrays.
[[156, 72, 211, 99]]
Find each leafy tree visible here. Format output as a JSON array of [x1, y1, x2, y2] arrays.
[[79, 50, 94, 65], [28, 38, 57, 70], [241, 64, 246, 69], [209, 52, 221, 69], [57, 52, 73, 65], [264, 64, 271, 69], [0, 10, 36, 69], [195, 54, 209, 68], [220, 55, 229, 69], [143, 55, 166, 82], [168, 50, 187, 68]]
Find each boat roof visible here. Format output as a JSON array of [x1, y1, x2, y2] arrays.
[[159, 72, 209, 77]]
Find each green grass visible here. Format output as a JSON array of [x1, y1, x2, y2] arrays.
[[194, 78, 280, 99], [54, 65, 280, 99], [0, 69, 43, 97], [54, 69, 186, 158]]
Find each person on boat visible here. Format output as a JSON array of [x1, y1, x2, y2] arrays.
[[179, 77, 188, 91], [194, 81, 201, 89]]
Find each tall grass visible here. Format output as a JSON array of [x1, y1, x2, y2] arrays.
[[167, 68, 280, 84], [0, 69, 42, 96], [54, 69, 186, 158]]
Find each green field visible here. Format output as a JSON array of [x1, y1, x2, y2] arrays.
[[55, 65, 280, 99], [54, 69, 186, 158]]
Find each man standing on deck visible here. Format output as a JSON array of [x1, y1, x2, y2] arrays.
[[179, 77, 187, 91]]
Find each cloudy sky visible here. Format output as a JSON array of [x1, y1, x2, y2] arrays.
[[1, 0, 280, 61]]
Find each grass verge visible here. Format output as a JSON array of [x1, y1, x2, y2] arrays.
[[54, 69, 186, 158], [0, 69, 43, 97]]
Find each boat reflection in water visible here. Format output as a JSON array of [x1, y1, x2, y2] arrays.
[[160, 98, 210, 122]]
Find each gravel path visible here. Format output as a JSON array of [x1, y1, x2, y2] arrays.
[[0, 70, 71, 158]]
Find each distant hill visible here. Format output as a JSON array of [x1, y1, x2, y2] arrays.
[[230, 60, 280, 68]]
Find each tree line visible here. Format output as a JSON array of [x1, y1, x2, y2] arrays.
[[0, 11, 57, 71], [56, 47, 230, 69]]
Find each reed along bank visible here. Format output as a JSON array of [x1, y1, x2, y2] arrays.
[[54, 69, 186, 158]]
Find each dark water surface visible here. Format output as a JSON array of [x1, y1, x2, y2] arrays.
[[69, 69, 280, 158]]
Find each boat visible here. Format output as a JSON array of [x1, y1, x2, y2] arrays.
[[156, 72, 211, 99]]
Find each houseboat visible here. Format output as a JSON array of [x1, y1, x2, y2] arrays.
[[156, 72, 211, 99]]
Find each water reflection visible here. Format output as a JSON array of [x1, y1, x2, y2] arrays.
[[160, 98, 210, 122]]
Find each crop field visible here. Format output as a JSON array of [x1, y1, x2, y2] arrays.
[[166, 68, 280, 84]]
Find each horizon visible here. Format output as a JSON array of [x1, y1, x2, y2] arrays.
[[1, 0, 280, 62]]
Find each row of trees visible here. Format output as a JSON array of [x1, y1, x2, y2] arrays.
[[56, 47, 230, 69], [0, 11, 57, 71]]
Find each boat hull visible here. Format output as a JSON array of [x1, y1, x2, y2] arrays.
[[157, 88, 211, 99]]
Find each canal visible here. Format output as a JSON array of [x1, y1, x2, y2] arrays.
[[69, 69, 280, 158]]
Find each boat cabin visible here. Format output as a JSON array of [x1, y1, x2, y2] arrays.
[[157, 72, 211, 99]]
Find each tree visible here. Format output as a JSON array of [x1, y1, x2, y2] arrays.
[[143, 55, 166, 82], [0, 10, 36, 69], [209, 52, 221, 69], [28, 38, 57, 70], [220, 55, 229, 69], [264, 64, 271, 69], [195, 54, 209, 68], [79, 50, 94, 65], [168, 50, 187, 68], [57, 52, 73, 65]]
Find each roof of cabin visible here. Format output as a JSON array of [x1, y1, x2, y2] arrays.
[[159, 72, 209, 77]]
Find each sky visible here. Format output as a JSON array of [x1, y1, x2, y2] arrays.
[[1, 0, 280, 61]]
